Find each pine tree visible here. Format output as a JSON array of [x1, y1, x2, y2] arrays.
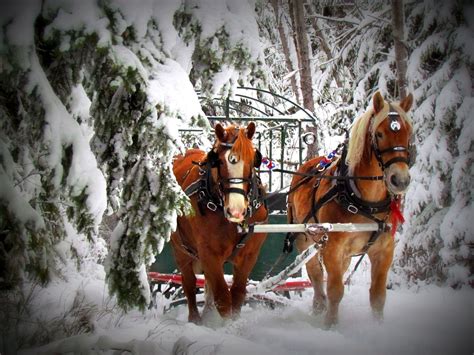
[[0, 0, 267, 315], [393, 0, 473, 288]]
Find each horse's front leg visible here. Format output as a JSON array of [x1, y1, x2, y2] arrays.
[[322, 241, 346, 328], [201, 257, 232, 319], [368, 234, 395, 321]]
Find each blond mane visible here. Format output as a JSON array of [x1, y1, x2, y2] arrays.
[[345, 100, 412, 172]]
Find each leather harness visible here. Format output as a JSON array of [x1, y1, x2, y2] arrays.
[[179, 142, 267, 261], [284, 105, 410, 255]]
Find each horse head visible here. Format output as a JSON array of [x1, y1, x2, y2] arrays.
[[209, 122, 261, 223], [347, 91, 414, 195], [371, 92, 413, 195]]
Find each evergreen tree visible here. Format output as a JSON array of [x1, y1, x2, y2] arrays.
[[0, 0, 267, 315], [393, 0, 473, 288]]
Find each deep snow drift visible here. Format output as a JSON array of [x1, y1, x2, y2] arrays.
[[18, 267, 473, 355]]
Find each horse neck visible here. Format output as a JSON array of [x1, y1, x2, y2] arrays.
[[351, 152, 388, 203]]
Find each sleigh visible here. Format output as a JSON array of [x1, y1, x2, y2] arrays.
[[148, 271, 312, 311]]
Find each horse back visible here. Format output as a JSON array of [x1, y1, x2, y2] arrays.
[[287, 156, 335, 224], [173, 149, 206, 187]]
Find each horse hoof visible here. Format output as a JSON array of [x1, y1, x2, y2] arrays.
[[312, 301, 327, 315], [323, 314, 338, 330], [372, 310, 384, 323], [188, 315, 202, 325]]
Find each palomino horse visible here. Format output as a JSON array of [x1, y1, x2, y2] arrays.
[[287, 92, 413, 327], [171, 122, 267, 323]]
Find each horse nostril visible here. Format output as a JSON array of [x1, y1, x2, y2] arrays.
[[390, 174, 400, 187], [390, 174, 410, 189], [241, 208, 247, 217]]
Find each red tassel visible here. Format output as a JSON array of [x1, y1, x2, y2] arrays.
[[390, 198, 405, 236]]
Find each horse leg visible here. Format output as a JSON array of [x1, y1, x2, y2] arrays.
[[201, 259, 232, 319], [322, 243, 345, 328], [170, 236, 201, 324], [230, 243, 263, 318], [179, 260, 201, 324], [202, 283, 216, 319], [368, 236, 395, 321], [295, 234, 326, 314], [230, 266, 248, 319]]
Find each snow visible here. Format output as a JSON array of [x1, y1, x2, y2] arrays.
[[27, 50, 107, 227], [43, 0, 111, 47], [148, 58, 206, 124], [0, 151, 45, 229], [1, 1, 472, 353], [0, 0, 39, 48], [190, 0, 261, 59], [19, 275, 473, 355]]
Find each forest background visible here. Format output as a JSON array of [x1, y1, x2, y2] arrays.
[[0, 0, 472, 352]]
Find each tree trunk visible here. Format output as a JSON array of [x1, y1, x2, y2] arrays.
[[305, 3, 342, 88], [270, 0, 301, 105], [291, 0, 317, 158], [292, 0, 314, 112], [391, 0, 408, 99]]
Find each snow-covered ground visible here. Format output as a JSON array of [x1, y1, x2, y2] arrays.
[[19, 273, 472, 355]]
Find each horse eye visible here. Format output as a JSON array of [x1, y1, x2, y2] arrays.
[[376, 131, 383, 139], [228, 154, 239, 164]]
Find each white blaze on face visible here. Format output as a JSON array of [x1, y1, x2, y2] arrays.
[[224, 150, 247, 222]]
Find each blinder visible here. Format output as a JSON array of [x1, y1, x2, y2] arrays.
[[208, 141, 261, 200], [254, 149, 262, 167], [207, 150, 221, 168]]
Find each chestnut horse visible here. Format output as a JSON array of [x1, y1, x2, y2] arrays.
[[171, 122, 268, 323], [287, 92, 413, 327]]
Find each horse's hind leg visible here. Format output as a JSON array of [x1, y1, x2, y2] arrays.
[[322, 239, 347, 328], [295, 234, 326, 314], [202, 283, 216, 319], [173, 259, 201, 323], [170, 236, 201, 324], [231, 234, 266, 318], [230, 263, 250, 319], [368, 235, 395, 321]]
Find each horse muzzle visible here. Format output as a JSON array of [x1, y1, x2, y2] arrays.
[[224, 206, 247, 223], [385, 165, 411, 195]]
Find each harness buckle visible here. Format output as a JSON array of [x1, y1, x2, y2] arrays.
[[207, 201, 217, 211], [347, 204, 359, 214], [253, 200, 261, 210]]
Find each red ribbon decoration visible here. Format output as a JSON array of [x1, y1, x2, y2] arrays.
[[390, 197, 405, 236]]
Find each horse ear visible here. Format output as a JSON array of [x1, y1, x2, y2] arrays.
[[399, 93, 413, 113], [215, 123, 226, 141], [373, 91, 385, 114], [246, 122, 256, 139]]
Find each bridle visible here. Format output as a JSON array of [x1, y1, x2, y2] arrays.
[[207, 139, 263, 215], [371, 104, 411, 172]]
